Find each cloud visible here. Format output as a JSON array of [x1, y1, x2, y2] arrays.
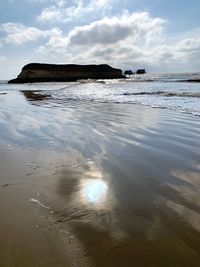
[[38, 6, 61, 21], [37, 0, 115, 23], [68, 11, 165, 46], [0, 23, 60, 45], [29, 0, 66, 5], [37, 11, 166, 54], [1, 9, 200, 75], [35, 11, 200, 72], [0, 23, 47, 45], [36, 28, 68, 53]]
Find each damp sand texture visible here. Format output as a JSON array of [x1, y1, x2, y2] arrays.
[[0, 84, 200, 267]]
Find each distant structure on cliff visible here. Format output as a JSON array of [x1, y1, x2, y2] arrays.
[[136, 69, 146, 74], [8, 63, 125, 83], [124, 68, 146, 77], [124, 70, 133, 76]]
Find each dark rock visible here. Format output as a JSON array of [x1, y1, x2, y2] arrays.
[[185, 79, 200, 82], [8, 63, 125, 83], [124, 70, 133, 75], [136, 69, 146, 74]]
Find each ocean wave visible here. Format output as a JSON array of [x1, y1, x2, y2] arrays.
[[1, 77, 200, 117], [122, 72, 200, 83], [122, 91, 200, 98]]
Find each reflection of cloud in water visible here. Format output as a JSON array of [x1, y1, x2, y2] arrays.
[[0, 88, 163, 153], [81, 179, 108, 206], [166, 169, 200, 232]]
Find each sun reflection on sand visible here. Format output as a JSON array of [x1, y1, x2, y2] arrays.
[[82, 179, 108, 205], [80, 161, 108, 208]]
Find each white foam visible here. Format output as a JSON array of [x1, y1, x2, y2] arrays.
[[1, 73, 200, 116], [41, 80, 200, 116], [30, 198, 50, 209]]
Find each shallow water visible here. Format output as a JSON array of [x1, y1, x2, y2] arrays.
[[0, 86, 200, 266], [1, 75, 200, 116]]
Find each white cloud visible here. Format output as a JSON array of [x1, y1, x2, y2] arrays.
[[0, 23, 46, 44], [30, 0, 66, 5], [38, 6, 61, 21], [68, 11, 165, 46], [37, 11, 165, 54], [35, 11, 200, 72], [37, 0, 115, 23], [0, 23, 60, 45], [36, 27, 68, 53], [1, 10, 200, 76]]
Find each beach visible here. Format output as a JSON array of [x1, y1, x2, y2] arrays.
[[0, 80, 200, 266]]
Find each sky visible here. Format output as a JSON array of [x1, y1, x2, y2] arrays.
[[0, 0, 200, 79]]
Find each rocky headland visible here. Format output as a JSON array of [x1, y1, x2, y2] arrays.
[[8, 63, 125, 83]]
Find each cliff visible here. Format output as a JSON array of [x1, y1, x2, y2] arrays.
[[8, 63, 125, 83]]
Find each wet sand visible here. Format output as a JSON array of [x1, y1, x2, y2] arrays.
[[0, 89, 200, 266]]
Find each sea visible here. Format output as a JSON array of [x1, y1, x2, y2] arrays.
[[0, 72, 200, 116]]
